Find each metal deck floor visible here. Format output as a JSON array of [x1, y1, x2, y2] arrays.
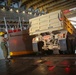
[[0, 55, 76, 75]]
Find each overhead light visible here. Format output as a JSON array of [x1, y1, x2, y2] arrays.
[[71, 21, 76, 25], [10, 8, 13, 12], [35, 37, 39, 42], [1, 7, 5, 11], [68, 17, 76, 21], [16, 10, 19, 13], [68, 17, 76, 28], [34, 13, 36, 16], [28, 12, 32, 15], [22, 11, 25, 14], [69, 7, 76, 11]]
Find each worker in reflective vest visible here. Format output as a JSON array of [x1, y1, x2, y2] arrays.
[[0, 32, 8, 59]]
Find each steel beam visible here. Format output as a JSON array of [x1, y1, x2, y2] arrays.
[[26, 0, 41, 9], [36, 0, 54, 8], [40, 0, 76, 12], [7, 0, 12, 6], [47, 0, 76, 11], [38, 0, 65, 10], [48, 2, 76, 12], [33, 0, 54, 9], [38, 0, 70, 12], [20, 0, 29, 6], [21, 0, 27, 4]]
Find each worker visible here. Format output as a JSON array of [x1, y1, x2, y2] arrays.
[[37, 40, 44, 54], [0, 32, 9, 61]]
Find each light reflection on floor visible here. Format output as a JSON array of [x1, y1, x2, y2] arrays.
[[0, 56, 76, 75]]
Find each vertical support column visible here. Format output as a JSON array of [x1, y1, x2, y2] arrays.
[[4, 17, 8, 34], [19, 17, 22, 31]]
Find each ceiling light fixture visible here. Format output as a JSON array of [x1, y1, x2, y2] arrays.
[[10, 8, 13, 12], [22, 11, 25, 14], [1, 7, 5, 11], [16, 9, 19, 13]]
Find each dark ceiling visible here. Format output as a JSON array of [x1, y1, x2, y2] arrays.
[[21, 0, 76, 12], [0, 0, 76, 14]]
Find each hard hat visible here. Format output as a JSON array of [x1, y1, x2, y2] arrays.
[[0, 32, 5, 35]]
